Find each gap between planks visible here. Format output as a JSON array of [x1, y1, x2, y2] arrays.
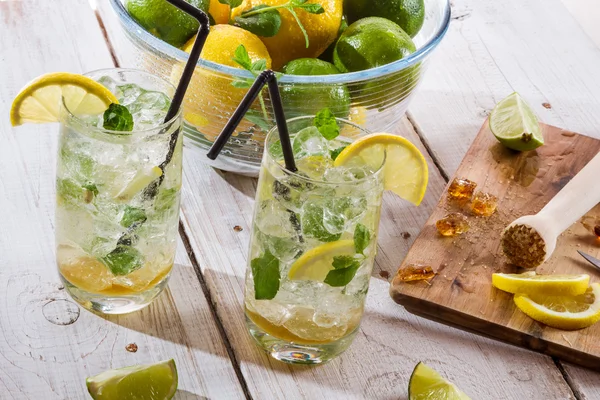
[[88, 2, 254, 397]]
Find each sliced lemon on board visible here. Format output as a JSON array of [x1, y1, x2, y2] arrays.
[[288, 240, 355, 281], [489, 92, 543, 151], [409, 362, 471, 400], [492, 272, 590, 297], [86, 359, 178, 400], [10, 72, 117, 126], [514, 283, 600, 330], [333, 133, 428, 205]]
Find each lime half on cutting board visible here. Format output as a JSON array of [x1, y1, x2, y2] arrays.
[[489, 92, 544, 151]]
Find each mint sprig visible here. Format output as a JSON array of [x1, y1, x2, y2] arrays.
[[232, 0, 324, 46], [251, 250, 280, 300], [314, 108, 339, 140], [354, 223, 371, 255], [103, 103, 133, 132], [324, 255, 361, 287]]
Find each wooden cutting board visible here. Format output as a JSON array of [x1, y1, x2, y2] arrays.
[[390, 121, 600, 370]]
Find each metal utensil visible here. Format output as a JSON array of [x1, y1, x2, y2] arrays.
[[578, 250, 600, 271]]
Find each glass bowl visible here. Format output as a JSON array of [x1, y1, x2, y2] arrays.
[[110, 0, 450, 176]]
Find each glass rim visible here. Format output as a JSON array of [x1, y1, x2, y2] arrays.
[[111, 0, 451, 84], [60, 68, 182, 137], [264, 116, 387, 186]]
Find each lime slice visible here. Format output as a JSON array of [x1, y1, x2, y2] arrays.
[[334, 133, 428, 205], [86, 359, 177, 400], [113, 166, 163, 201], [489, 92, 543, 151], [514, 283, 600, 330], [409, 362, 471, 400], [288, 240, 355, 281], [492, 272, 590, 296], [10, 72, 117, 126]]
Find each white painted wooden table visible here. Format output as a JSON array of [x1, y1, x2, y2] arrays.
[[1, 0, 599, 398]]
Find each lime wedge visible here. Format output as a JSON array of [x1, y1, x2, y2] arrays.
[[489, 92, 543, 151], [86, 359, 178, 400], [409, 362, 471, 400]]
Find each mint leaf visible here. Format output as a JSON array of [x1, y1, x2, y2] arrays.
[[82, 182, 98, 204], [314, 108, 339, 140], [324, 257, 361, 287], [246, 109, 273, 131], [101, 245, 143, 276], [154, 188, 178, 213], [301, 202, 342, 242], [120, 206, 147, 228], [251, 59, 267, 72], [235, 6, 282, 37], [330, 145, 347, 161], [251, 250, 280, 300], [231, 78, 253, 88], [298, 3, 324, 13], [332, 255, 357, 270], [354, 223, 371, 255], [218, 0, 243, 7], [103, 103, 133, 132], [57, 178, 85, 204], [232, 45, 253, 70]]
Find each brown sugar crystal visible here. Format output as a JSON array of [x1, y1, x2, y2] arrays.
[[436, 213, 469, 236], [396, 264, 436, 282], [471, 191, 498, 216], [448, 178, 477, 201]]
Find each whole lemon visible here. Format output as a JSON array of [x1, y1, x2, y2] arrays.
[[171, 25, 272, 140], [209, 0, 231, 24], [233, 0, 343, 70]]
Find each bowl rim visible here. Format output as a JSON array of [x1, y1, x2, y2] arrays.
[[110, 0, 451, 84]]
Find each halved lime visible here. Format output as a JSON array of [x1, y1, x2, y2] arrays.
[[87, 359, 178, 400], [489, 92, 543, 151], [409, 362, 471, 400]]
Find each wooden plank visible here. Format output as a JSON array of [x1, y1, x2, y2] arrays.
[[561, 0, 600, 48], [390, 124, 600, 368], [98, 1, 578, 398], [0, 1, 245, 398]]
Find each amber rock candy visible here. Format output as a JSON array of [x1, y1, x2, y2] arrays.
[[396, 264, 436, 282], [436, 213, 470, 236], [471, 191, 498, 216], [448, 178, 477, 200]]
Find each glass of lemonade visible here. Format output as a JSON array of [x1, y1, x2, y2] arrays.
[[56, 69, 183, 314], [244, 116, 386, 364]]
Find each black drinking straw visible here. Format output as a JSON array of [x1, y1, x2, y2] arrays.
[[142, 0, 209, 197], [207, 70, 297, 173]]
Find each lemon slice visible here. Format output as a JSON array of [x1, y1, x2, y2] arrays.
[[409, 362, 471, 400], [86, 359, 177, 400], [288, 240, 355, 281], [10, 72, 118, 126], [334, 133, 428, 205], [514, 283, 600, 330], [114, 166, 163, 201], [489, 92, 543, 151], [493, 272, 590, 296]]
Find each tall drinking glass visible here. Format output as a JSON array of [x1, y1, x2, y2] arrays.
[[56, 69, 183, 314], [244, 116, 385, 364]]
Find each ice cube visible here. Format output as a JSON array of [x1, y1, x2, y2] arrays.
[[255, 200, 300, 238], [97, 76, 119, 96], [117, 83, 145, 106], [292, 126, 327, 158], [300, 201, 342, 242], [322, 196, 367, 234]]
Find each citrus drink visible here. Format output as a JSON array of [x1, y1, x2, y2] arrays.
[[244, 116, 385, 363], [55, 69, 183, 314]]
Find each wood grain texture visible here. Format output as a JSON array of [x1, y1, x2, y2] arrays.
[[0, 1, 244, 398], [561, 0, 600, 48], [390, 122, 600, 367]]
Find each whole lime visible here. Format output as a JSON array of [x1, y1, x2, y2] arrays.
[[333, 17, 418, 110], [333, 17, 416, 72], [343, 0, 424, 37], [126, 0, 210, 48], [281, 58, 350, 119]]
